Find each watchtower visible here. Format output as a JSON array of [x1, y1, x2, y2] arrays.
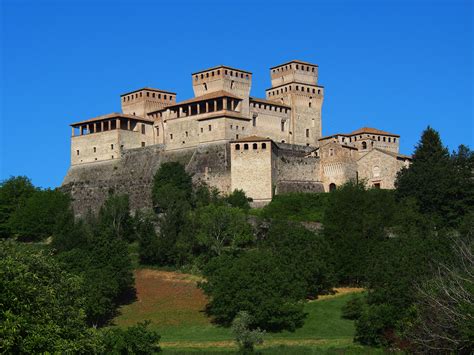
[[121, 87, 176, 118], [266, 60, 324, 147]]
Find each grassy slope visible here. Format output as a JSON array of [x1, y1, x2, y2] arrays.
[[113, 269, 377, 353]]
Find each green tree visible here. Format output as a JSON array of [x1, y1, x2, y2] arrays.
[[225, 189, 252, 211], [8, 189, 71, 241], [396, 127, 471, 227], [262, 221, 334, 299], [193, 204, 254, 258], [152, 162, 193, 212], [0, 241, 98, 353], [0, 176, 37, 238], [98, 194, 135, 241], [200, 250, 307, 331]]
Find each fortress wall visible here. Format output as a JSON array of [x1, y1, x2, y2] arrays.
[[249, 104, 290, 143], [62, 142, 231, 217], [71, 130, 120, 165]]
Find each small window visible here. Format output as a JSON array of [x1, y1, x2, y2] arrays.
[[394, 138, 397, 143], [306, 129, 310, 138], [170, 134, 173, 139], [93, 147, 96, 153], [208, 125, 212, 131], [253, 143, 258, 149], [362, 141, 367, 149], [261, 143, 266, 149], [235, 144, 240, 150], [244, 144, 249, 150], [281, 121, 285, 132], [388, 137, 391, 142], [146, 92, 149, 97], [185, 131, 188, 137], [141, 142, 145, 147], [164, 95, 167, 99], [383, 137, 386, 142], [121, 145, 124, 149], [236, 134, 239, 139], [378, 136, 381, 141], [141, 124, 145, 134], [156, 127, 159, 136], [111, 144, 114, 150], [111, 155, 114, 159], [200, 127, 203, 133], [230, 124, 233, 129], [76, 150, 80, 155], [252, 116, 256, 127]]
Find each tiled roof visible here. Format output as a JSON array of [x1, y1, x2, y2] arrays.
[[250, 97, 291, 109], [270, 60, 319, 69], [120, 87, 176, 97], [70, 113, 154, 126], [349, 127, 400, 137], [192, 65, 252, 75], [166, 90, 242, 108]]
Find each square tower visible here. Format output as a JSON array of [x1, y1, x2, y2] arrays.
[[266, 60, 324, 147], [121, 88, 176, 118]]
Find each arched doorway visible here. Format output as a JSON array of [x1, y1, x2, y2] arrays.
[[329, 183, 337, 192]]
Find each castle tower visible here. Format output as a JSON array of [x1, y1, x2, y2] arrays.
[[266, 60, 324, 146], [121, 88, 176, 118], [192, 66, 252, 117]]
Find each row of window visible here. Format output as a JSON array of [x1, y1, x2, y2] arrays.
[[194, 69, 250, 81], [251, 102, 289, 113], [230, 124, 245, 131], [268, 85, 322, 97], [235, 142, 267, 151], [341, 135, 397, 143], [272, 64, 316, 73], [76, 142, 146, 156], [169, 125, 213, 140], [123, 92, 174, 102]]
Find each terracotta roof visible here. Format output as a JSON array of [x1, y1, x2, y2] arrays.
[[120, 87, 176, 97], [230, 135, 273, 143], [265, 82, 324, 92], [70, 113, 154, 126], [270, 60, 319, 70], [165, 90, 242, 109], [349, 127, 400, 137], [250, 97, 291, 109], [373, 148, 412, 160], [192, 65, 252, 75]]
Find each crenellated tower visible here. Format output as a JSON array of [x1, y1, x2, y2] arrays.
[[266, 60, 324, 146], [121, 88, 176, 117]]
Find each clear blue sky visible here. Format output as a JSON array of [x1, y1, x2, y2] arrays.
[[1, 0, 472, 188]]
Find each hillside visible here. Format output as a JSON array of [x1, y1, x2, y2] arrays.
[[113, 269, 374, 353]]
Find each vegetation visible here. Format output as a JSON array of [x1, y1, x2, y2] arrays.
[[1, 126, 472, 352]]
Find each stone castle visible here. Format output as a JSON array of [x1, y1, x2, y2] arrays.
[[62, 60, 411, 214]]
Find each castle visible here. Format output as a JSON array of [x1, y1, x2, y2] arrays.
[[63, 60, 411, 213]]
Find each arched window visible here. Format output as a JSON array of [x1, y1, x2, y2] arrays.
[[329, 183, 337, 192], [261, 143, 267, 149], [362, 141, 367, 150], [235, 144, 240, 150], [253, 143, 258, 149], [244, 144, 249, 150]]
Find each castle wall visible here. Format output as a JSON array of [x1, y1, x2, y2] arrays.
[[249, 102, 290, 143], [71, 130, 120, 165], [62, 142, 231, 217]]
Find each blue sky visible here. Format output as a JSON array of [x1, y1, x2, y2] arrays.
[[1, 0, 472, 188]]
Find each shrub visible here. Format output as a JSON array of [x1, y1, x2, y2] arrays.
[[231, 311, 265, 352], [341, 296, 364, 320], [100, 321, 161, 354]]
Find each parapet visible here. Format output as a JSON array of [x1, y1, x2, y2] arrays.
[[192, 65, 252, 99], [121, 87, 176, 117], [270, 60, 319, 87]]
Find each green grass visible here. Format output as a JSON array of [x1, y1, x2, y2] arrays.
[[114, 269, 370, 352]]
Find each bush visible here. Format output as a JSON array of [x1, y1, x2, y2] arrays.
[[100, 321, 161, 354], [341, 296, 364, 320], [260, 192, 329, 222], [231, 311, 265, 352], [225, 189, 252, 211]]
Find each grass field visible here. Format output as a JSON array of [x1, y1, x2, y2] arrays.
[[113, 269, 377, 353]]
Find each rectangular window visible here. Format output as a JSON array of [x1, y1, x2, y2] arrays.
[[93, 147, 96, 153], [306, 129, 310, 138], [111, 144, 114, 150], [141, 124, 145, 134], [156, 127, 159, 136], [200, 127, 203, 133], [141, 142, 145, 147], [281, 121, 284, 132], [208, 125, 212, 131], [76, 150, 80, 155], [170, 134, 173, 140], [252, 116, 256, 127]]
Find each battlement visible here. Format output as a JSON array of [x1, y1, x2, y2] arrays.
[[270, 60, 319, 87], [121, 87, 176, 117], [192, 65, 252, 99]]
